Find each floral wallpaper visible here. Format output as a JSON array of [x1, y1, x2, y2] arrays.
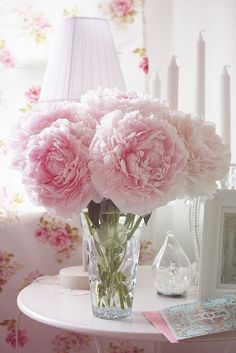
[[0, 320, 28, 349], [0, 251, 22, 293], [52, 331, 92, 353], [35, 215, 81, 264]]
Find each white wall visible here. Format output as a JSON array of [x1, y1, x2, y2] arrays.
[[144, 0, 174, 98], [145, 0, 236, 161], [144, 0, 236, 259]]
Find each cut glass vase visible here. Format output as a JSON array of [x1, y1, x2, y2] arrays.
[[80, 199, 142, 320]]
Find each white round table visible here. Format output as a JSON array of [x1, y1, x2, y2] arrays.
[[17, 266, 236, 353]]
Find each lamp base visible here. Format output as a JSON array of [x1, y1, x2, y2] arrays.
[[59, 266, 89, 290]]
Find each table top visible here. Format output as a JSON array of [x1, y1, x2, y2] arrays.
[[17, 266, 236, 342]]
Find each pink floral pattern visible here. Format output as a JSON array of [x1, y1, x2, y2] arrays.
[[133, 48, 149, 74], [0, 251, 22, 292], [0, 185, 24, 224], [20, 85, 41, 113], [25, 85, 41, 104], [20, 270, 43, 290], [35, 214, 81, 263], [139, 56, 149, 73], [52, 331, 91, 352], [101, 0, 139, 26], [16, 5, 52, 44], [107, 341, 144, 353], [139, 240, 155, 265], [63, 6, 82, 17], [0, 319, 28, 348], [0, 40, 16, 68]]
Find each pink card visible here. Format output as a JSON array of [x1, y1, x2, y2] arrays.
[[143, 311, 178, 343]]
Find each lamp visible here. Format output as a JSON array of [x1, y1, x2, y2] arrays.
[[39, 16, 126, 102], [39, 17, 125, 289]]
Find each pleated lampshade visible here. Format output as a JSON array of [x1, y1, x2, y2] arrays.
[[39, 17, 126, 102]]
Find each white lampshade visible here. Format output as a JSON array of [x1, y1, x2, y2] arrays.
[[39, 17, 126, 102]]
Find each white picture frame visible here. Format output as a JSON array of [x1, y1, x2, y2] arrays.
[[198, 189, 236, 299]]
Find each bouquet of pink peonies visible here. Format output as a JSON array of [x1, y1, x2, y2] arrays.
[[11, 87, 230, 319], [11, 87, 230, 220]]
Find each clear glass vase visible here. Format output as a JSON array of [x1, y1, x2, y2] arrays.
[[152, 230, 192, 296], [81, 199, 142, 320]]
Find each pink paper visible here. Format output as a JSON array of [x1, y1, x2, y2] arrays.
[[143, 311, 179, 343]]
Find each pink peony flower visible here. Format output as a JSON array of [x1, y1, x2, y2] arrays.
[[11, 102, 81, 170], [89, 110, 188, 215], [167, 112, 231, 197], [48, 229, 71, 250], [23, 119, 100, 217], [25, 85, 41, 104], [139, 56, 149, 74], [5, 329, 27, 348], [81, 87, 169, 123]]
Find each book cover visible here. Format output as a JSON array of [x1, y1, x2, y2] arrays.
[[161, 294, 236, 340], [143, 294, 236, 341]]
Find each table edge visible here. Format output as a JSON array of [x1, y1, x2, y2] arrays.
[[17, 287, 165, 341]]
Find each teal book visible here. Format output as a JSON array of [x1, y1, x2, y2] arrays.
[[144, 294, 236, 342], [161, 294, 236, 340]]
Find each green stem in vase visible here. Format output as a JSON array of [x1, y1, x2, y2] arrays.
[[95, 223, 131, 309], [127, 215, 143, 240], [82, 200, 147, 312]]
